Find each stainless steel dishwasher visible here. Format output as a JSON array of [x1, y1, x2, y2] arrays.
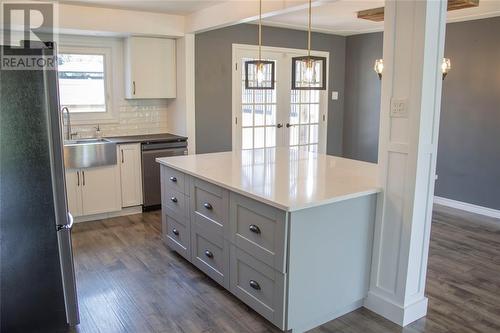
[[142, 140, 187, 210]]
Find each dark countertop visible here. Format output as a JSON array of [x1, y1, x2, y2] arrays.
[[106, 133, 188, 144]]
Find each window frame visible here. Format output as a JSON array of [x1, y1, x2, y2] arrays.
[[58, 45, 115, 124]]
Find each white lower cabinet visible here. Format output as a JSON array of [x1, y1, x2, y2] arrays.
[[65, 169, 83, 217], [118, 144, 143, 207], [65, 165, 121, 217]]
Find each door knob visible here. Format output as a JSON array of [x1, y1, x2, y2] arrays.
[[276, 123, 283, 128], [286, 123, 294, 128]]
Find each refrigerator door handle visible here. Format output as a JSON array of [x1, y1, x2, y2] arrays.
[[57, 212, 74, 231]]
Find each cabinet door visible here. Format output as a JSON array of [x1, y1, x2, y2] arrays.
[[124, 37, 176, 99], [65, 169, 83, 217], [119, 144, 143, 207], [81, 165, 121, 215]]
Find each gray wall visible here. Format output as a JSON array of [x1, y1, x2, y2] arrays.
[[343, 32, 383, 163], [195, 24, 346, 155], [341, 17, 500, 210], [436, 17, 500, 210]]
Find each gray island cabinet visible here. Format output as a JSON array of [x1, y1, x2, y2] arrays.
[[157, 148, 380, 332]]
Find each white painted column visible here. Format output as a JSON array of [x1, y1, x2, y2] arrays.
[[167, 34, 196, 153], [364, 0, 447, 326]]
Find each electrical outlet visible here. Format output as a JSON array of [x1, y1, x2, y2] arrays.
[[390, 98, 408, 118], [331, 91, 339, 100]]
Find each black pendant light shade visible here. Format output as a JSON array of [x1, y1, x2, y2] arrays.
[[244, 0, 275, 90], [291, 0, 327, 90], [245, 60, 275, 89], [291, 56, 326, 90]]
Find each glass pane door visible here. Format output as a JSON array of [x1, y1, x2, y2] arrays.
[[239, 56, 278, 150], [234, 46, 327, 153], [288, 90, 321, 152]]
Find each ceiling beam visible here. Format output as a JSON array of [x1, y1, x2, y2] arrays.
[[185, 0, 337, 33], [59, 3, 185, 37], [358, 0, 479, 22]]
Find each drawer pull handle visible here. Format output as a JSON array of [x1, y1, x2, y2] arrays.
[[249, 224, 261, 234], [170, 176, 177, 182], [249, 280, 261, 290], [204, 250, 214, 258], [172, 228, 179, 236], [170, 197, 178, 203], [203, 202, 213, 210]]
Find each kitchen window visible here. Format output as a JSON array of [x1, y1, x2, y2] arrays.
[[57, 45, 114, 123], [58, 53, 106, 113]]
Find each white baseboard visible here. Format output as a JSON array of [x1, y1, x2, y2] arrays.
[[364, 291, 428, 326], [74, 205, 143, 223], [434, 196, 500, 220]]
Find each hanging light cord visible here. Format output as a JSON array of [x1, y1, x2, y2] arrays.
[[259, 0, 262, 62], [308, 0, 311, 58]]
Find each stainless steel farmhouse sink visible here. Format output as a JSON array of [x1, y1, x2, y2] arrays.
[[63, 138, 117, 169]]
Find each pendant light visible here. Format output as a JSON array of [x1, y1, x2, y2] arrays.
[[291, 0, 326, 90], [245, 0, 275, 90]]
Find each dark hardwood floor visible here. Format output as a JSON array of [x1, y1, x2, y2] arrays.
[[68, 206, 500, 333]]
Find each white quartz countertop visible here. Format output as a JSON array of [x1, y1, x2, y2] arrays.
[[156, 148, 381, 212]]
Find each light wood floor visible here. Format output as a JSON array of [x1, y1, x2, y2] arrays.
[[68, 206, 500, 333]]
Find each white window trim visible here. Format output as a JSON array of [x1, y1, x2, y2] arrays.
[[58, 45, 116, 125], [231, 43, 329, 153]]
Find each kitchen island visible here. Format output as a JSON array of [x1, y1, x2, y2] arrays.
[[156, 148, 380, 332]]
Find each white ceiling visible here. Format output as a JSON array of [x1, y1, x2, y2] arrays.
[[59, 0, 223, 15], [58, 0, 500, 34], [263, 0, 500, 36]]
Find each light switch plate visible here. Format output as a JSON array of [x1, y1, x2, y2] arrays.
[[331, 91, 339, 100], [390, 98, 408, 118]]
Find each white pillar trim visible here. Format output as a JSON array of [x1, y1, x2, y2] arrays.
[[184, 34, 196, 154], [365, 0, 448, 326]]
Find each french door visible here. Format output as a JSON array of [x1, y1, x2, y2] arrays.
[[232, 44, 328, 153]]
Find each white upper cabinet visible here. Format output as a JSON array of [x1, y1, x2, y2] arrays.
[[124, 37, 176, 99]]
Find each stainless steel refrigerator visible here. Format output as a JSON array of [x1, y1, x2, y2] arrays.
[[0, 44, 79, 332]]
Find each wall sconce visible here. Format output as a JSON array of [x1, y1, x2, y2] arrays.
[[441, 58, 451, 80], [374, 59, 383, 80], [373, 57, 451, 80]]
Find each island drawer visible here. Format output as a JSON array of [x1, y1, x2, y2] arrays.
[[161, 165, 187, 194], [229, 193, 288, 273], [191, 229, 229, 288], [192, 210, 224, 241], [191, 178, 228, 226], [163, 213, 190, 261], [163, 187, 188, 221], [229, 245, 285, 329]]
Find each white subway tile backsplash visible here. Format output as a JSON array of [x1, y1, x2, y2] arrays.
[[69, 102, 169, 139]]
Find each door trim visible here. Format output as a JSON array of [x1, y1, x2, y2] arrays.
[[231, 43, 329, 153]]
